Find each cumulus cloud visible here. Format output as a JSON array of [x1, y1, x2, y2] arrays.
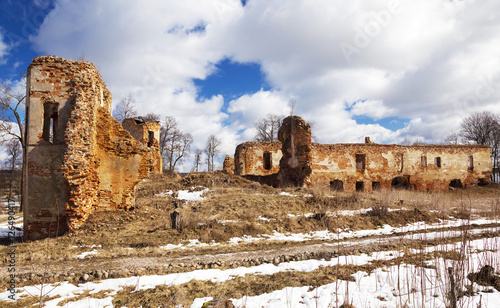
[[349, 100, 396, 120], [213, 0, 500, 143], [30, 0, 500, 170]]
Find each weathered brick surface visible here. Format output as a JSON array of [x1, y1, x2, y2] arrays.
[[310, 143, 491, 192], [222, 155, 235, 174], [232, 115, 492, 191], [24, 56, 161, 240], [234, 142, 281, 176], [277, 116, 312, 187]]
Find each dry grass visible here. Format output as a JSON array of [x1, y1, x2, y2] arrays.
[[3, 174, 498, 268], [108, 245, 484, 308], [2, 172, 499, 304]]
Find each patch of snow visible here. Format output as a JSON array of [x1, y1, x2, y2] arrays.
[[156, 188, 209, 202], [72, 244, 102, 249], [155, 190, 173, 197], [75, 249, 99, 259], [160, 239, 218, 250], [217, 219, 240, 224], [228, 218, 500, 244], [177, 189, 208, 202]]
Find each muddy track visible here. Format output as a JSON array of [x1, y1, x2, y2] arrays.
[[5, 223, 500, 285]]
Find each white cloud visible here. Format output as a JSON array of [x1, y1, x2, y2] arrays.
[[0, 32, 9, 64], [349, 100, 396, 120], [227, 90, 291, 126], [29, 0, 500, 170]]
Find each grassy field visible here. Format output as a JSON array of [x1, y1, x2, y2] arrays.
[[1, 171, 499, 307]]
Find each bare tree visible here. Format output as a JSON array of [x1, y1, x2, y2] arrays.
[[400, 138, 425, 146], [205, 135, 221, 172], [444, 132, 461, 145], [0, 80, 26, 209], [159, 116, 192, 173], [113, 94, 138, 123], [4, 139, 22, 199], [254, 114, 284, 142], [142, 113, 160, 122], [192, 149, 203, 172], [460, 111, 500, 146], [412, 139, 426, 145], [459, 111, 500, 182]]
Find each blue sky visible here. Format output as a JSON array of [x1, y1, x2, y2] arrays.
[[1, 0, 500, 170]]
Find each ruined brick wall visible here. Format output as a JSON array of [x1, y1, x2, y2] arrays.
[[277, 116, 312, 187], [122, 118, 161, 147], [309, 143, 492, 192], [233, 141, 282, 176], [121, 118, 162, 173], [25, 56, 161, 240], [222, 155, 235, 174], [233, 115, 492, 192], [95, 109, 161, 210]]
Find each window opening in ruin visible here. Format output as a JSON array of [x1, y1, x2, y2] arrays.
[[148, 131, 154, 147], [43, 103, 59, 143], [356, 181, 364, 192], [355, 154, 365, 170], [391, 176, 408, 190], [435, 157, 441, 168], [449, 179, 463, 189], [263, 152, 272, 170], [330, 180, 344, 192], [421, 155, 427, 168], [399, 154, 404, 172], [372, 182, 381, 191], [468, 155, 474, 170]]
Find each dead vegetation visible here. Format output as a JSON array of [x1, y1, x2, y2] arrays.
[[1, 172, 500, 306]]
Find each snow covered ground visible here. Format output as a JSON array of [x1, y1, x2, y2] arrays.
[[1, 231, 499, 307], [157, 217, 499, 249], [1, 194, 499, 307], [1, 237, 499, 307]]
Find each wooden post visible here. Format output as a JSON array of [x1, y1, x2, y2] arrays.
[[448, 267, 457, 308], [171, 210, 180, 230]]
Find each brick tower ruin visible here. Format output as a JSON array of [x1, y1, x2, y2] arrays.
[[24, 56, 162, 240], [277, 115, 313, 187]]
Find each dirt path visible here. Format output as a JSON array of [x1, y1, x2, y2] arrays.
[[6, 223, 500, 285]]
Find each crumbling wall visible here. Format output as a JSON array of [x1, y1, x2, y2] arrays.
[[310, 143, 492, 192], [122, 118, 161, 147], [277, 116, 312, 187], [25, 56, 161, 240], [222, 155, 235, 174], [233, 115, 492, 192], [234, 141, 281, 176]]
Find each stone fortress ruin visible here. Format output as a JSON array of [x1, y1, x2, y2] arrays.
[[24, 56, 162, 240], [23, 56, 493, 240], [226, 116, 492, 192]]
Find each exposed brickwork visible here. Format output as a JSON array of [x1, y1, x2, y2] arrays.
[[222, 155, 235, 174], [232, 115, 492, 191], [233, 142, 282, 176], [277, 116, 312, 187], [24, 56, 161, 240], [310, 143, 491, 192]]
